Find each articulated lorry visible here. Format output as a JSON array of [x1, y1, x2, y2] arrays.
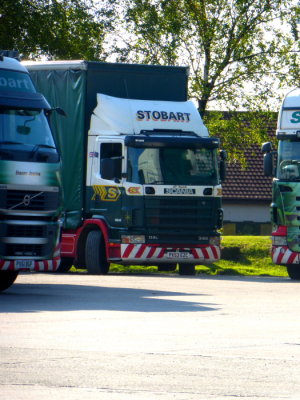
[[0, 51, 62, 291], [262, 88, 300, 280], [27, 61, 225, 275]]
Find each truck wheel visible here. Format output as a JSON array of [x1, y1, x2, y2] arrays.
[[56, 257, 73, 273], [85, 230, 110, 275], [287, 264, 300, 280], [157, 264, 177, 272], [0, 271, 19, 292], [178, 264, 195, 276]]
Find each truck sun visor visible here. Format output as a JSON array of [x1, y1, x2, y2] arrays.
[[0, 90, 51, 110], [89, 93, 209, 137], [124, 135, 219, 148]]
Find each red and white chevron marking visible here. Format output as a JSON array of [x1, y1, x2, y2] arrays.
[[0, 258, 61, 271], [272, 246, 300, 265], [121, 244, 220, 263], [0, 243, 61, 272]]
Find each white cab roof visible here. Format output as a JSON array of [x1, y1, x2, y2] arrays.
[[282, 89, 300, 109], [278, 89, 300, 132], [89, 93, 209, 136], [1, 56, 28, 73]]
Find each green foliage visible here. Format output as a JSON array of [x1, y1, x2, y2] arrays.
[[204, 110, 277, 162], [0, 0, 114, 60], [108, 0, 300, 159], [2, 0, 299, 158]]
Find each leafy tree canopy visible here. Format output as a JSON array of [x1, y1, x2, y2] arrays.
[[1, 0, 299, 159], [108, 0, 300, 159], [0, 0, 113, 60]]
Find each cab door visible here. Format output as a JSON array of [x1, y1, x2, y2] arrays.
[[87, 138, 124, 227]]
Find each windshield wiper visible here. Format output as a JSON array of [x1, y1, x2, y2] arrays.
[[0, 141, 24, 145], [29, 143, 57, 158]]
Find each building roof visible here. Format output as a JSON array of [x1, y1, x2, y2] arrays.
[[222, 145, 273, 201], [221, 114, 276, 201]]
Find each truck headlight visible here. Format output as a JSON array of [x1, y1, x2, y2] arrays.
[[121, 235, 145, 244], [272, 236, 287, 246]]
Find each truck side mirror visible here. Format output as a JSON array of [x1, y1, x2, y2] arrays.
[[220, 149, 227, 161], [261, 142, 272, 153], [219, 150, 227, 181], [220, 161, 226, 181], [54, 107, 67, 117], [263, 152, 274, 176], [262, 141, 275, 176], [47, 107, 67, 118], [101, 157, 122, 181]]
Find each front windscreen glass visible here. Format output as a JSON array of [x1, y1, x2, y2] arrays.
[[127, 146, 219, 185], [0, 108, 58, 163], [277, 140, 300, 180]]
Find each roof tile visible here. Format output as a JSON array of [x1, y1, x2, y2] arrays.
[[221, 115, 275, 201]]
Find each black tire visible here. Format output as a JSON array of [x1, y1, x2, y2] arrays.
[[0, 271, 19, 292], [56, 257, 73, 273], [287, 264, 300, 280], [157, 264, 177, 272], [178, 264, 195, 276], [85, 230, 110, 275]]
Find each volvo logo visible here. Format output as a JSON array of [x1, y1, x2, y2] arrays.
[[23, 195, 31, 206], [9, 192, 44, 210]]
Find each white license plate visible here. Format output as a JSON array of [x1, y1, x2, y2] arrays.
[[166, 252, 192, 259], [14, 260, 35, 269]]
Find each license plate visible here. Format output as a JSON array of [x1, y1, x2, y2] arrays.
[[166, 252, 192, 259], [14, 260, 35, 269]]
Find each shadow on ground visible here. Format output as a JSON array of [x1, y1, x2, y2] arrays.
[[0, 277, 219, 314]]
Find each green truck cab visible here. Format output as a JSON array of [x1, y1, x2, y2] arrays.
[[0, 51, 62, 291], [262, 88, 300, 279], [27, 61, 225, 275]]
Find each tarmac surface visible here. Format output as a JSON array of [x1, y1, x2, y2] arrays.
[[1, 272, 300, 399]]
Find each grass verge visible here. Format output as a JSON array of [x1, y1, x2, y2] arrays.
[[200, 236, 287, 277]]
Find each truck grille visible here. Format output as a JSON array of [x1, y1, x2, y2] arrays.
[[6, 243, 44, 257], [0, 219, 59, 259], [0, 189, 59, 211], [7, 224, 44, 238], [144, 196, 215, 242]]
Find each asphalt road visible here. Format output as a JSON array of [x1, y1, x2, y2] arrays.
[[1, 272, 300, 400]]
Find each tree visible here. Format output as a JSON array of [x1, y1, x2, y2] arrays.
[[0, 0, 113, 60], [108, 0, 300, 159]]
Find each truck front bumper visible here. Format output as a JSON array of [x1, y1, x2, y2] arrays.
[[0, 243, 61, 272], [272, 245, 299, 265], [120, 244, 220, 264]]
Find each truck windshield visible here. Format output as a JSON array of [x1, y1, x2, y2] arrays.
[[277, 140, 300, 180], [127, 146, 219, 185], [0, 108, 58, 162]]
